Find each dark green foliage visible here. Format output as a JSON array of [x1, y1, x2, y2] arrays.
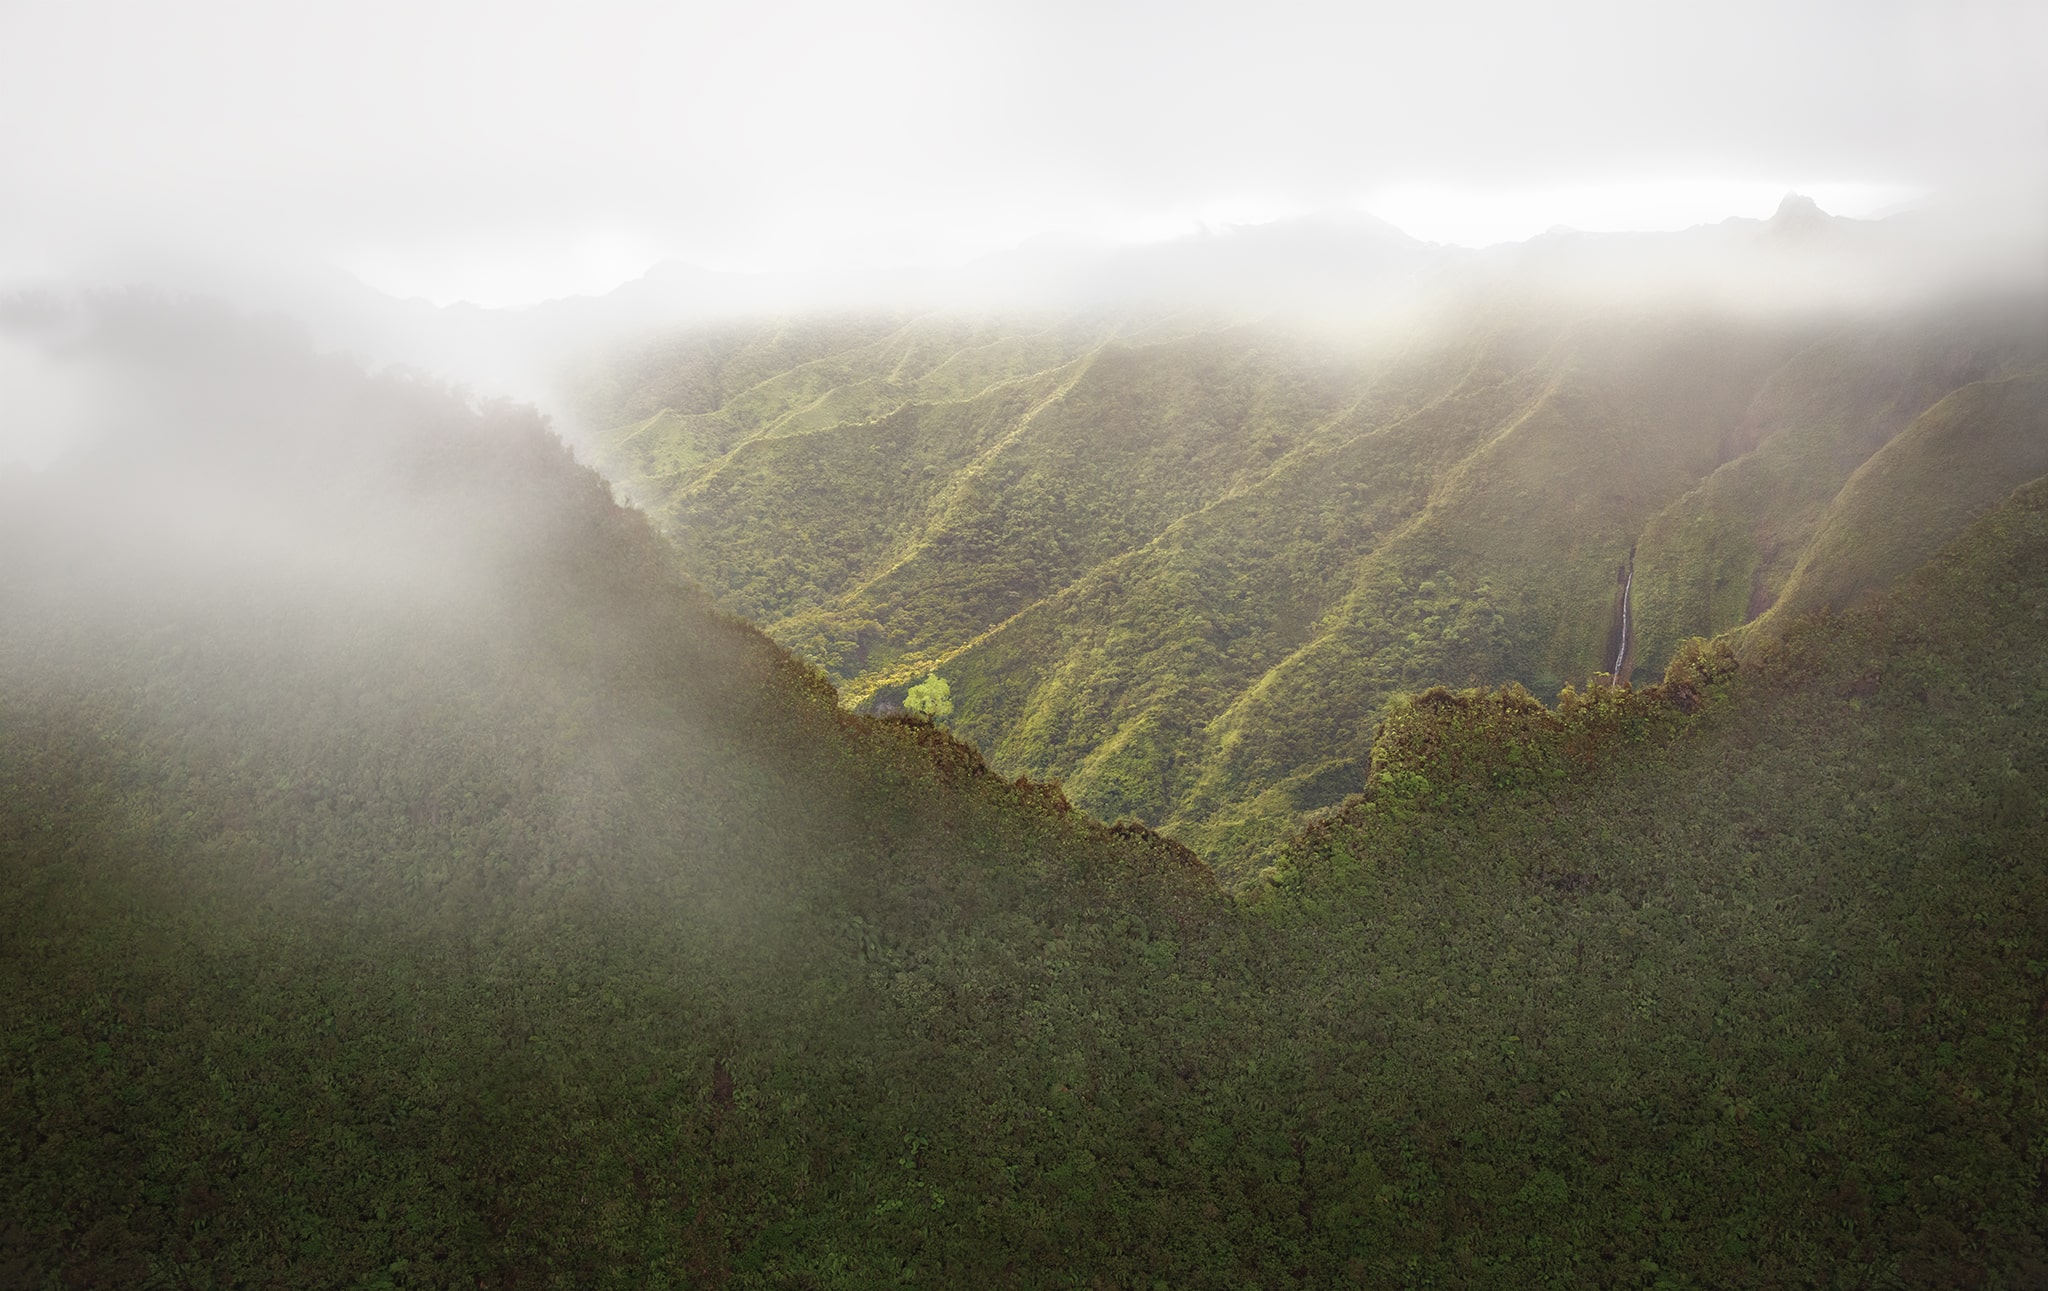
[[1353, 639, 1736, 821], [1259, 477, 2048, 1286], [6, 299, 2047, 1286], [578, 297, 2046, 875]]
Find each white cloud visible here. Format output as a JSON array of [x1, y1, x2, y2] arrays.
[[1, 0, 2039, 304]]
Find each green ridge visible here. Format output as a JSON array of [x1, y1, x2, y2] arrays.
[[6, 297, 2047, 1284], [577, 298, 2046, 874], [1751, 370, 2048, 637]]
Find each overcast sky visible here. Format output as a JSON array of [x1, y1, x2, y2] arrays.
[[1, 0, 2043, 305]]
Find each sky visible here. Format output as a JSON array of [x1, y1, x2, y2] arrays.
[[0, 0, 2043, 305]]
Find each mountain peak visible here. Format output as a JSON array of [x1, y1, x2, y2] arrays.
[[1769, 192, 1832, 233]]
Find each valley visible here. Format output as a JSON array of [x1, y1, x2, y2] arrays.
[[8, 1, 2045, 1281], [5, 292, 2044, 1284], [575, 273, 2048, 877]]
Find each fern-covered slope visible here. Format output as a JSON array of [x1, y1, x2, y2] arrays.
[[580, 292, 2045, 874]]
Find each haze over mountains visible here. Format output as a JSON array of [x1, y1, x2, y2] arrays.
[[15, 194, 2026, 883], [8, 0, 2048, 1277], [550, 196, 2048, 872], [6, 275, 2047, 1284], [10, 187, 2039, 453]]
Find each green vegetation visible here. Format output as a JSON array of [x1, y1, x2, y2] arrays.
[[6, 298, 2047, 1285], [577, 297, 2047, 875], [1632, 306, 2048, 667], [903, 673, 954, 722], [1749, 371, 2048, 638]]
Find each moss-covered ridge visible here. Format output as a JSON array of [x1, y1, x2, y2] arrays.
[[576, 296, 2046, 877], [1341, 636, 1738, 826]]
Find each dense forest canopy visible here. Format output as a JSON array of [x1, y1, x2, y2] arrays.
[[4, 290, 2045, 1285], [6, 0, 2046, 1278]]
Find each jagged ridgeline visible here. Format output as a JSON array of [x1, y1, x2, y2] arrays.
[[6, 296, 2047, 1285], [574, 293, 2048, 876]]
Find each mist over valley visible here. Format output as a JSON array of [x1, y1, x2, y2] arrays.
[[5, 1, 2048, 1283]]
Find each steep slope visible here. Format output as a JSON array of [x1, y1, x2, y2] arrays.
[[580, 314, 1122, 501], [6, 294, 2047, 1286], [577, 286, 2046, 876], [0, 297, 1224, 1286], [1629, 302, 2047, 672], [1750, 369, 2048, 634], [1145, 309, 1797, 864], [1254, 476, 2048, 1286], [589, 321, 1374, 677]]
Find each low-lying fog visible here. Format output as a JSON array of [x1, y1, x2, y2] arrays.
[[7, 186, 2043, 476], [3, 0, 2044, 468]]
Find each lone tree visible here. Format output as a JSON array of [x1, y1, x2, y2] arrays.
[[903, 673, 954, 722]]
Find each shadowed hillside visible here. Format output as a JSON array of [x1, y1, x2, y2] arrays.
[[0, 297, 1224, 1286], [5, 295, 2046, 1284]]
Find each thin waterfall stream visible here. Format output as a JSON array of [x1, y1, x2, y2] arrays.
[[1611, 550, 1635, 680]]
